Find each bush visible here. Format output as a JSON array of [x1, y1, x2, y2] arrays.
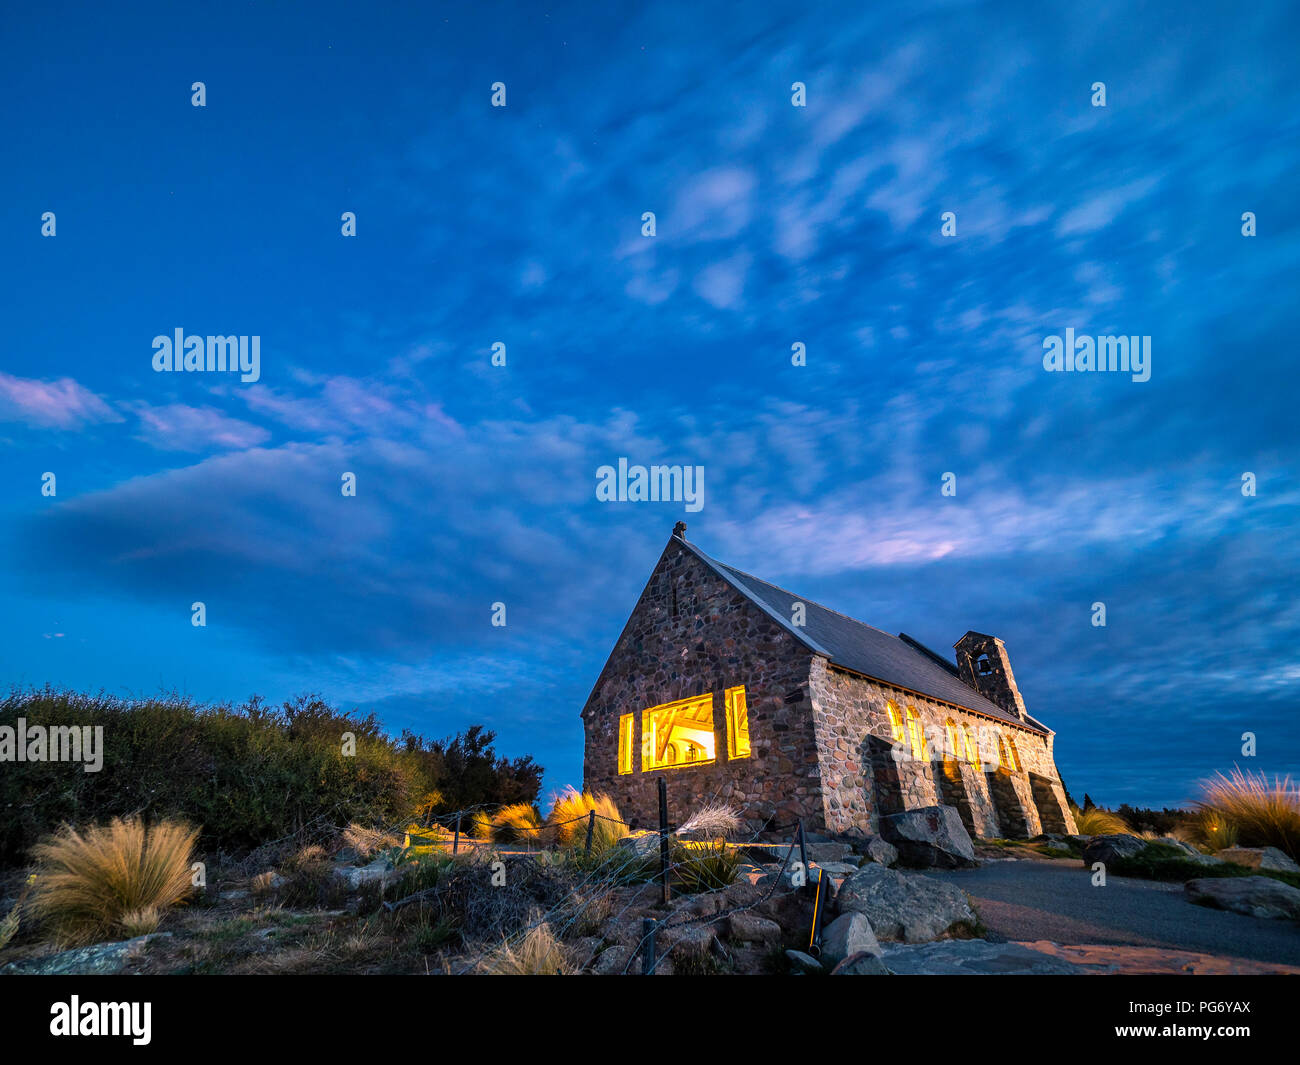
[[1071, 806, 1130, 835], [491, 804, 548, 846], [0, 688, 542, 864], [671, 840, 739, 893], [476, 922, 571, 975], [546, 788, 624, 854], [1186, 809, 1240, 852], [29, 817, 198, 945], [1196, 769, 1300, 860]]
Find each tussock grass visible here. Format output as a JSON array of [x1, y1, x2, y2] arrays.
[[546, 788, 624, 853], [671, 840, 740, 893], [677, 803, 741, 839], [491, 804, 549, 846], [1071, 806, 1130, 836], [1196, 769, 1300, 859], [477, 922, 571, 975], [343, 823, 402, 859], [1187, 809, 1240, 852], [29, 817, 198, 946]]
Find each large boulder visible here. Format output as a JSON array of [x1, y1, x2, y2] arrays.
[[861, 837, 899, 867], [880, 805, 976, 868], [835, 863, 977, 943], [1185, 876, 1300, 920], [879, 939, 1084, 975], [727, 911, 781, 946], [1, 933, 171, 976], [831, 951, 891, 975], [820, 911, 881, 968], [1217, 847, 1300, 873], [1081, 834, 1147, 866]]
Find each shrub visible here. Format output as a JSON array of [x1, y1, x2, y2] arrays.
[[1187, 809, 1240, 852], [1071, 806, 1130, 836], [343, 823, 403, 859], [491, 804, 548, 846], [279, 844, 346, 908], [671, 840, 739, 893], [29, 817, 198, 945], [477, 922, 571, 975], [1196, 769, 1300, 860], [0, 688, 543, 864], [546, 788, 624, 853]]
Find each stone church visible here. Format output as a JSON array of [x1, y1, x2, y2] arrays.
[[582, 524, 1077, 840]]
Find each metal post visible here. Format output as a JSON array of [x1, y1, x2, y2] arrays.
[[641, 917, 657, 975], [452, 812, 461, 855], [808, 867, 831, 956], [657, 777, 671, 904], [585, 809, 596, 856], [796, 818, 809, 894]]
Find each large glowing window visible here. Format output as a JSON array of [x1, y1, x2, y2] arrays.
[[886, 701, 906, 746], [1000, 734, 1021, 772], [724, 686, 751, 760], [641, 693, 716, 771], [905, 706, 928, 761], [944, 718, 960, 763], [963, 725, 981, 769], [618, 713, 634, 775]]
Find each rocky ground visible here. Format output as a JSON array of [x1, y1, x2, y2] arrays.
[[3, 808, 1298, 976]]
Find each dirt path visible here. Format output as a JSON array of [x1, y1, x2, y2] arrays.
[[925, 859, 1300, 971]]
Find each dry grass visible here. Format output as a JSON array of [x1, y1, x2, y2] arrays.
[[342, 823, 402, 859], [0, 876, 33, 951], [1072, 806, 1130, 836], [676, 802, 741, 839], [1196, 769, 1300, 859], [1187, 809, 1240, 852], [546, 788, 624, 852], [491, 804, 550, 846], [476, 921, 572, 975], [29, 817, 198, 946]]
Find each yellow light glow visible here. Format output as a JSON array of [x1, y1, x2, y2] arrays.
[[944, 718, 960, 763], [886, 701, 906, 745], [641, 693, 716, 771], [725, 686, 751, 760], [963, 725, 981, 769], [906, 705, 928, 761], [617, 713, 634, 775]]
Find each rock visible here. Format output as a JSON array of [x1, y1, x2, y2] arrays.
[[1152, 836, 1200, 856], [831, 951, 891, 975], [836, 863, 977, 943], [1081, 834, 1147, 866], [727, 911, 781, 946], [879, 939, 1084, 975], [336, 857, 397, 890], [218, 889, 250, 901], [2, 933, 171, 976], [657, 921, 717, 958], [568, 936, 604, 968], [785, 949, 823, 974], [820, 911, 881, 968], [806, 841, 855, 864], [862, 837, 899, 867], [812, 861, 860, 876], [722, 880, 763, 908], [616, 832, 662, 862], [1217, 847, 1300, 873], [1185, 876, 1300, 920], [880, 805, 976, 868], [692, 893, 728, 916], [591, 944, 632, 975]]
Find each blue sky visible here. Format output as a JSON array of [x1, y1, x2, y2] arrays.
[[1, 1, 1297, 810]]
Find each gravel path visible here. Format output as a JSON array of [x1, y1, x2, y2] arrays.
[[924, 859, 1300, 966]]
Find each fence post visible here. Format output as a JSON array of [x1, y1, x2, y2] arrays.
[[585, 809, 596, 856], [796, 818, 808, 886], [808, 867, 831, 956], [452, 812, 461, 855], [641, 917, 657, 975], [657, 776, 671, 904]]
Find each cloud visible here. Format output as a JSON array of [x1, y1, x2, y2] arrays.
[[130, 403, 271, 451], [0, 373, 119, 429]]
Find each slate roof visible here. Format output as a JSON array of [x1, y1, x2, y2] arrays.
[[680, 537, 1049, 735]]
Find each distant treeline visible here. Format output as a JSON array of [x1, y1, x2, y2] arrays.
[[0, 688, 542, 865]]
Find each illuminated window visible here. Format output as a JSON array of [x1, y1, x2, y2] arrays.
[[963, 725, 981, 769], [886, 701, 906, 745], [995, 733, 1020, 772], [641, 693, 716, 771], [944, 718, 960, 763], [1004, 735, 1021, 772], [724, 686, 751, 760], [905, 706, 928, 761], [617, 713, 634, 775]]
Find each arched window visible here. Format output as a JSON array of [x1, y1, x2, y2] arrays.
[[996, 732, 1019, 772], [963, 725, 981, 769], [905, 706, 928, 761], [886, 701, 906, 746], [1004, 735, 1022, 772], [944, 718, 960, 763]]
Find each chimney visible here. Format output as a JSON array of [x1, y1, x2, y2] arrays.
[[954, 631, 1027, 721]]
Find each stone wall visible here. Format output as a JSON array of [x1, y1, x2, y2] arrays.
[[807, 659, 1075, 839], [581, 537, 823, 833]]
